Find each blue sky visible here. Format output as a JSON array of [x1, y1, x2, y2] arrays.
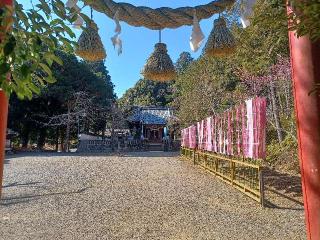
[[22, 0, 218, 97]]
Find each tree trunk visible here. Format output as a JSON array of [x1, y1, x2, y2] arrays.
[[37, 128, 47, 150], [277, 91, 284, 113], [55, 127, 59, 152], [284, 80, 292, 116], [83, 117, 89, 134], [60, 128, 65, 152], [111, 114, 115, 151], [101, 122, 106, 140], [21, 126, 30, 148], [270, 80, 283, 142], [64, 103, 71, 152]]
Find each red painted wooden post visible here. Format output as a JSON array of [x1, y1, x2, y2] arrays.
[[288, 7, 320, 240], [0, 0, 13, 199], [0, 93, 8, 199]]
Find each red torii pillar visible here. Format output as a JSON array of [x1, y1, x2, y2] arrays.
[[0, 93, 8, 200], [288, 5, 320, 240], [289, 35, 320, 239], [0, 0, 12, 199]]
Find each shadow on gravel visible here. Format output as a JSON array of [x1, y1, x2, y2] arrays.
[[4, 151, 180, 159], [264, 200, 304, 211], [120, 151, 179, 158], [264, 168, 303, 197], [4, 151, 78, 160], [3, 181, 42, 189], [263, 168, 304, 210], [0, 186, 91, 207]]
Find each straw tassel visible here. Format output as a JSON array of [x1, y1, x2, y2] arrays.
[[75, 22, 107, 61], [204, 17, 236, 57], [142, 42, 176, 81]]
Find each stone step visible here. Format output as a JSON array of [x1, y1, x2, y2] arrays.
[[148, 144, 164, 151]]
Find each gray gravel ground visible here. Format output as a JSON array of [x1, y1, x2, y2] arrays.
[[0, 152, 306, 240]]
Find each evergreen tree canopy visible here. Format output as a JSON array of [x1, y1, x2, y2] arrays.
[[118, 78, 174, 117], [8, 51, 116, 148]]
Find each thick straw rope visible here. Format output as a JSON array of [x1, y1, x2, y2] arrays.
[[85, 0, 236, 30]]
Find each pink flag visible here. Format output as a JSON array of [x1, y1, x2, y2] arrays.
[[197, 122, 201, 149], [206, 117, 213, 151], [227, 111, 233, 155], [181, 129, 186, 147], [236, 107, 241, 156], [212, 117, 217, 152], [255, 97, 267, 159], [241, 104, 247, 156], [189, 125, 197, 149], [245, 99, 254, 158]]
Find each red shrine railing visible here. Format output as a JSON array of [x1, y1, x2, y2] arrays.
[[180, 97, 267, 205]]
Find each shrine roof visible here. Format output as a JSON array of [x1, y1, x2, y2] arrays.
[[128, 106, 174, 125]]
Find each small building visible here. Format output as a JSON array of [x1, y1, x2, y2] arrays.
[[128, 106, 177, 143]]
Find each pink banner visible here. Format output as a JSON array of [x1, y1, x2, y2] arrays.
[[189, 125, 197, 149], [181, 97, 267, 160], [206, 117, 213, 151]]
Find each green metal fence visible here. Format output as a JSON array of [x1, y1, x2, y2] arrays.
[[181, 147, 265, 205]]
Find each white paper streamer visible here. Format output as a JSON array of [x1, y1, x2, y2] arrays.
[[190, 11, 205, 52], [240, 0, 257, 28], [114, 11, 121, 34], [111, 35, 122, 55], [66, 0, 83, 29], [66, 0, 78, 9], [111, 10, 123, 55], [73, 15, 84, 29]]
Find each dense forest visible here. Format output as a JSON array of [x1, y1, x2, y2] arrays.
[[8, 52, 116, 151]]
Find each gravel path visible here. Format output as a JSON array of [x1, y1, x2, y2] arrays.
[[1, 152, 305, 240]]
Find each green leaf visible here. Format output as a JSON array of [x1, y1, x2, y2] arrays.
[[79, 13, 92, 25], [4, 36, 16, 56], [16, 9, 30, 27], [44, 54, 53, 66], [0, 63, 10, 75], [28, 82, 41, 95], [44, 52, 63, 66], [20, 64, 30, 77], [36, 36, 42, 46], [39, 63, 52, 76], [52, 1, 66, 20], [44, 75, 56, 84], [51, 55, 63, 65], [50, 18, 65, 26], [38, 0, 51, 15], [33, 74, 45, 86]]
